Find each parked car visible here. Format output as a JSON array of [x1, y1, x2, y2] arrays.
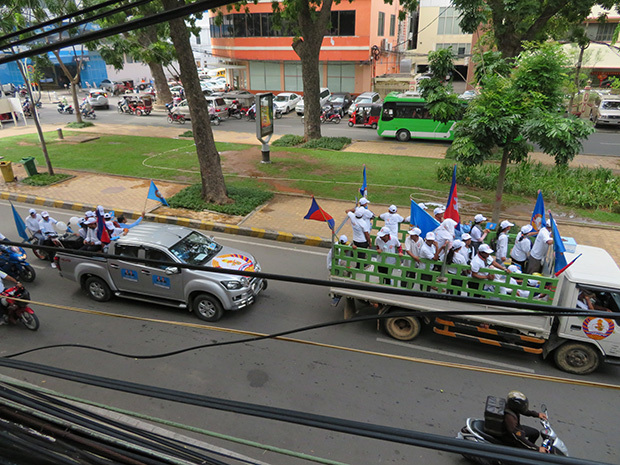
[[175, 96, 228, 120], [348, 91, 381, 115], [325, 92, 352, 116], [295, 87, 331, 116], [169, 86, 184, 98], [87, 89, 109, 109], [591, 97, 620, 127], [274, 92, 301, 113]]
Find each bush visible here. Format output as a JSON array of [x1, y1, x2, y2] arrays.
[[66, 122, 94, 128], [168, 184, 274, 216], [437, 161, 620, 210], [302, 136, 351, 150], [179, 130, 193, 138], [21, 173, 73, 186], [272, 134, 305, 147]]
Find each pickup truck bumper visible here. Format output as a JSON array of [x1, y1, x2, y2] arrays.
[[229, 278, 266, 311]]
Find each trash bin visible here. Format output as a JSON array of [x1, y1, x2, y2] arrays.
[[20, 157, 38, 177], [0, 161, 15, 182]]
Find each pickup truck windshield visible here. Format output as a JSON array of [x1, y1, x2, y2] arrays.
[[169, 231, 222, 265]]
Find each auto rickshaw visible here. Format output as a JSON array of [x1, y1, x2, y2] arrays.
[[134, 95, 153, 116], [348, 103, 382, 129]]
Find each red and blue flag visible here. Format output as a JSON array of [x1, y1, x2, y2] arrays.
[[444, 164, 460, 229], [304, 197, 335, 230], [95, 207, 111, 245]]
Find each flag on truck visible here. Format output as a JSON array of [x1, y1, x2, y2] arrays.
[[95, 206, 111, 245], [304, 196, 335, 230], [10, 202, 29, 242], [548, 212, 567, 274], [410, 199, 440, 236], [359, 164, 367, 198], [444, 164, 460, 229], [530, 190, 545, 232]]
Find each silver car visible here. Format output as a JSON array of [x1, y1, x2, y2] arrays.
[[87, 89, 109, 109]]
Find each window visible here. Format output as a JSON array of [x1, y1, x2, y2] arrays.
[[284, 62, 303, 92], [437, 7, 463, 35], [195, 34, 201, 45], [327, 63, 355, 93], [381, 102, 429, 121], [233, 14, 247, 37], [596, 22, 617, 41], [436, 43, 471, 58], [378, 12, 385, 36], [329, 10, 356, 36], [115, 244, 139, 259], [389, 14, 396, 37], [144, 248, 173, 269], [249, 62, 281, 90]]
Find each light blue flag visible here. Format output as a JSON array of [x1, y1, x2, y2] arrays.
[[530, 190, 545, 232], [410, 199, 440, 236], [10, 202, 29, 242], [147, 180, 169, 206], [549, 212, 567, 274]]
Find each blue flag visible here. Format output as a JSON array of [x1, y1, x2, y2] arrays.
[[359, 165, 367, 198], [10, 202, 29, 242], [530, 190, 545, 232], [410, 199, 440, 236], [549, 212, 567, 274], [147, 180, 169, 206]]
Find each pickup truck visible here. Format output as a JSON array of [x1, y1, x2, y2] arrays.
[[55, 224, 266, 322], [329, 241, 620, 375]]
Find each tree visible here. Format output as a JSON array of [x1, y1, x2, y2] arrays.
[[452, 0, 618, 59], [162, 0, 230, 204], [447, 42, 594, 223]]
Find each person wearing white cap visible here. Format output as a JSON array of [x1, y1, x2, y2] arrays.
[[446, 239, 468, 294], [402, 227, 423, 288], [500, 264, 530, 296], [469, 243, 509, 297], [459, 232, 473, 264], [24, 208, 44, 243], [375, 226, 403, 284], [346, 206, 371, 267], [526, 218, 553, 274], [81, 217, 102, 251], [357, 197, 375, 230], [380, 205, 404, 236], [433, 206, 445, 223], [470, 213, 490, 253], [38, 211, 58, 241], [419, 231, 440, 291], [510, 225, 534, 271], [494, 219, 514, 263], [327, 235, 350, 272]]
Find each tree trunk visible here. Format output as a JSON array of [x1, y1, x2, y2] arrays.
[[162, 0, 230, 204], [148, 61, 172, 109], [491, 147, 510, 224], [53, 50, 83, 124]]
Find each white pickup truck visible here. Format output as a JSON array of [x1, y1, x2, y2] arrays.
[[55, 224, 267, 322], [329, 243, 620, 375]]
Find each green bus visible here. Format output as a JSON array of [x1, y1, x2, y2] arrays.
[[377, 91, 458, 142]]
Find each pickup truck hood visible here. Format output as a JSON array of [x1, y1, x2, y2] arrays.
[[208, 245, 258, 272]]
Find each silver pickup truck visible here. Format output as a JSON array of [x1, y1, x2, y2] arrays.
[[55, 224, 266, 322]]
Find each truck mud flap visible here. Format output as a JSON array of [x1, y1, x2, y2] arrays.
[[433, 317, 544, 354]]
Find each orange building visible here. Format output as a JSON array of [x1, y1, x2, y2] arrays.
[[209, 0, 406, 94]]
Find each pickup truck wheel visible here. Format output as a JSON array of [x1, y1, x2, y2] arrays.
[[554, 342, 601, 375], [193, 294, 224, 322], [384, 315, 421, 341], [85, 276, 112, 302]]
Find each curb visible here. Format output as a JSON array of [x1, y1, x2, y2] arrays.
[[0, 191, 332, 248]]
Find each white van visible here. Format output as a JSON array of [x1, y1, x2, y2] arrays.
[[295, 87, 331, 115]]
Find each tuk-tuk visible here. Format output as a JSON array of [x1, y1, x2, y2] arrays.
[[348, 103, 382, 129], [134, 95, 153, 116]]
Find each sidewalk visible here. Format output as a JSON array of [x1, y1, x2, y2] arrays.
[[1, 122, 620, 265]]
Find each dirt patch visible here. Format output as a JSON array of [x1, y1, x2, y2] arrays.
[[16, 141, 37, 146]]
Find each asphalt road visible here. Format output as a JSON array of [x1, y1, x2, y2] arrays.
[[1, 201, 619, 465], [29, 94, 620, 156]]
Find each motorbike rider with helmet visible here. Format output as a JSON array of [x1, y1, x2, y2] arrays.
[[503, 391, 549, 453]]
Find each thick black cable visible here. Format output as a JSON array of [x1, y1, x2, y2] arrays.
[[0, 0, 160, 51], [0, 0, 231, 65], [0, 360, 608, 465]]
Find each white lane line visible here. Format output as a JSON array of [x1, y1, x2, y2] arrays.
[[217, 236, 327, 256], [600, 142, 620, 145], [376, 337, 536, 373]]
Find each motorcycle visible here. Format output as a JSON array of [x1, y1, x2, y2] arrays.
[[57, 102, 74, 114], [0, 245, 36, 282], [165, 103, 186, 124], [228, 102, 243, 120], [0, 285, 39, 331], [457, 404, 568, 465], [245, 108, 256, 121], [33, 222, 83, 262], [22, 99, 35, 118], [320, 106, 342, 124], [118, 97, 137, 115], [80, 103, 96, 119]]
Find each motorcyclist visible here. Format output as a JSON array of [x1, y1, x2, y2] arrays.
[[248, 102, 256, 119], [0, 269, 22, 325], [502, 391, 548, 453]]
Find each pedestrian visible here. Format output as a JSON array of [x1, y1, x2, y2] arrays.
[[470, 213, 490, 254], [526, 219, 553, 274], [346, 206, 371, 267], [469, 243, 509, 297], [495, 220, 514, 264], [402, 227, 422, 288], [510, 225, 533, 271], [419, 231, 440, 291], [375, 227, 403, 285], [380, 204, 404, 236], [24, 208, 44, 243], [358, 197, 375, 231]]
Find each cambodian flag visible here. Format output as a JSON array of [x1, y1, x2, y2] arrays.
[[530, 190, 545, 232], [304, 197, 335, 230], [359, 164, 367, 198], [549, 212, 567, 274], [444, 164, 460, 228], [410, 199, 440, 236], [95, 206, 111, 245]]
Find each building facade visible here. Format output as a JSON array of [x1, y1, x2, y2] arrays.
[[208, 0, 406, 94]]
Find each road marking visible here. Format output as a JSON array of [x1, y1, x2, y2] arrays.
[[600, 142, 620, 145], [218, 236, 327, 256], [376, 337, 536, 373]]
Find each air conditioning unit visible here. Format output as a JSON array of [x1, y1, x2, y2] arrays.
[[386, 42, 393, 51], [381, 38, 388, 51]]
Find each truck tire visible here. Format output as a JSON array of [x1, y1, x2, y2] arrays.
[[85, 276, 112, 302], [384, 315, 421, 341], [554, 342, 601, 375], [193, 293, 224, 322]]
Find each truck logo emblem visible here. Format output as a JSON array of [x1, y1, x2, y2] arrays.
[[212, 254, 255, 272], [582, 317, 615, 340]]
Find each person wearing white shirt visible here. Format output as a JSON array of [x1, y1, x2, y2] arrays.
[[346, 207, 371, 268], [379, 205, 404, 236], [38, 211, 58, 239], [24, 208, 44, 243], [358, 197, 375, 231], [470, 213, 489, 253], [469, 243, 509, 297], [81, 218, 102, 251], [375, 227, 403, 284], [0, 270, 22, 325], [419, 232, 439, 291], [510, 225, 533, 271], [327, 235, 349, 271], [446, 239, 468, 294], [526, 219, 553, 274], [459, 233, 473, 264], [402, 228, 422, 288], [435, 218, 457, 259], [495, 219, 514, 263]]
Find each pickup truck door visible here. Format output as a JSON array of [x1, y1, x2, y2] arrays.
[[141, 247, 185, 301], [107, 244, 145, 295]]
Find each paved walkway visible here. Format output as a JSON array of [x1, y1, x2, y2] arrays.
[[1, 121, 620, 265]]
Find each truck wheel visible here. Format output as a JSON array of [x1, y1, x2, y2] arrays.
[[193, 294, 224, 322], [85, 276, 112, 302], [384, 315, 421, 341], [554, 342, 601, 375]]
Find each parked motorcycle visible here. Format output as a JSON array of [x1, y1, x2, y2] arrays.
[[57, 102, 74, 114], [165, 103, 186, 124], [0, 245, 36, 282], [457, 404, 568, 465], [0, 285, 39, 331]]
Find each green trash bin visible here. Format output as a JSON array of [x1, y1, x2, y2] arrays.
[[0, 161, 15, 182], [20, 157, 38, 177]]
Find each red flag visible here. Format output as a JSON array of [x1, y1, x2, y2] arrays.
[[304, 197, 335, 230], [444, 165, 460, 225]]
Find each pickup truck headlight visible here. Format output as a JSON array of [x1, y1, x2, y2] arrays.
[[221, 279, 249, 290]]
